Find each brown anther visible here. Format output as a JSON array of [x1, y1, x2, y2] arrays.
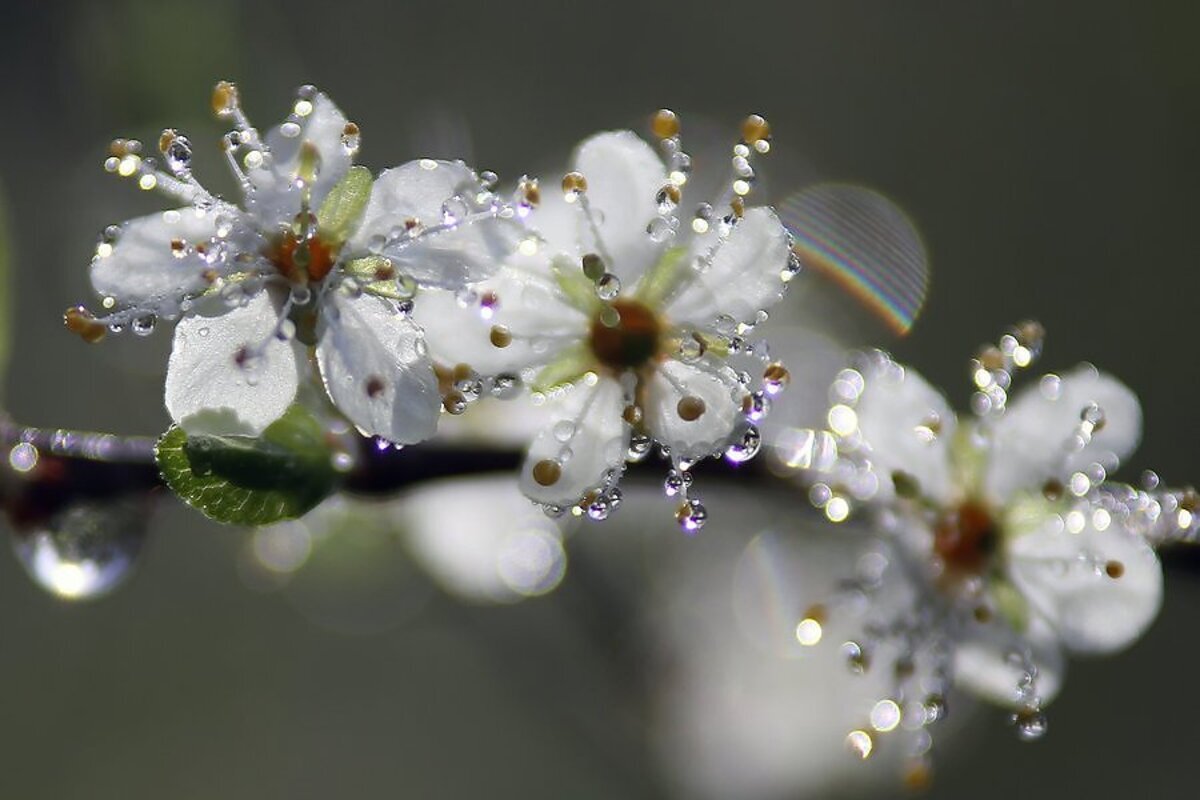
[[1042, 479, 1064, 501], [1015, 320, 1045, 346], [342, 121, 360, 138], [108, 138, 138, 157], [741, 114, 771, 144], [658, 183, 681, 206], [622, 404, 643, 425], [532, 459, 562, 487], [902, 760, 933, 792], [979, 345, 1005, 371], [365, 375, 386, 399], [170, 238, 186, 255], [763, 362, 790, 387], [158, 129, 178, 154], [489, 325, 513, 348], [201, 269, 220, 284], [973, 605, 993, 623], [480, 290, 499, 310], [233, 345, 252, 368], [730, 196, 745, 218], [562, 171, 588, 196], [404, 217, 421, 231], [581, 253, 605, 280], [211, 81, 239, 117], [1105, 560, 1125, 579], [519, 178, 541, 207], [442, 391, 467, 414], [651, 109, 681, 139], [452, 363, 475, 382], [801, 604, 827, 624], [1181, 488, 1198, 511], [63, 306, 107, 344], [677, 396, 707, 421]]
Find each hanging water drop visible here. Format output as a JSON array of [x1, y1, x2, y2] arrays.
[[676, 498, 707, 533], [725, 425, 762, 463], [11, 500, 148, 602]]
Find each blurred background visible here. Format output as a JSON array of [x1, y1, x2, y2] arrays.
[[1, 1, 1198, 797]]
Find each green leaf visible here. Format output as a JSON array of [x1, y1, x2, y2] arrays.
[[156, 405, 339, 525], [318, 165, 373, 245], [633, 246, 688, 309]]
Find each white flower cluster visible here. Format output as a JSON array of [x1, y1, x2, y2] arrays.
[[784, 321, 1195, 771], [70, 85, 796, 528]]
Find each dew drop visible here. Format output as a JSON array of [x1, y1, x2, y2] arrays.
[[646, 215, 674, 243], [553, 420, 577, 442], [675, 498, 707, 534], [1011, 708, 1048, 741], [12, 500, 148, 601], [724, 425, 762, 463], [595, 273, 621, 300], [130, 314, 157, 337]]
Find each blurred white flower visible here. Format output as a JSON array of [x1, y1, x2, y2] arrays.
[[792, 323, 1166, 743], [418, 113, 797, 528], [73, 82, 520, 443]]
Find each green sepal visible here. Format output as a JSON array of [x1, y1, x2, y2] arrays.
[[317, 165, 373, 246], [551, 254, 601, 314], [633, 246, 688, 309], [155, 405, 339, 526], [531, 343, 593, 394]]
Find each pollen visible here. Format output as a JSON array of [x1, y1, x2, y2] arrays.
[[651, 109, 680, 140], [211, 81, 239, 118], [64, 306, 107, 344], [741, 114, 771, 145], [676, 396, 706, 421], [532, 459, 562, 487], [489, 325, 513, 348]]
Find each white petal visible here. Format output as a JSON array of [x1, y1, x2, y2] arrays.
[[954, 615, 1065, 708], [165, 290, 300, 436], [91, 206, 227, 305], [851, 358, 958, 505], [396, 476, 568, 604], [519, 378, 628, 506], [537, 130, 668, 286], [643, 359, 747, 462], [985, 366, 1142, 505], [664, 207, 791, 327], [412, 264, 590, 376], [350, 160, 520, 287], [247, 91, 353, 229], [316, 291, 441, 445], [1006, 508, 1163, 655]]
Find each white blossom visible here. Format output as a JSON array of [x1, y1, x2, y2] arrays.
[[416, 112, 798, 527], [74, 82, 520, 444], [789, 323, 1165, 749]]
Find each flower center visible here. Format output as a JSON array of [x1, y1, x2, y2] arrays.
[[933, 501, 998, 575], [268, 231, 337, 285], [589, 299, 662, 371]]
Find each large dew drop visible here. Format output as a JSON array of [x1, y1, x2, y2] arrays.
[[10, 500, 148, 601]]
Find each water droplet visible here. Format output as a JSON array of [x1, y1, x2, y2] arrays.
[[676, 499, 707, 533], [595, 273, 621, 300], [923, 694, 947, 724], [743, 391, 770, 422], [587, 497, 611, 521], [442, 196, 470, 225], [12, 501, 148, 601], [553, 421, 577, 442], [646, 215, 674, 243], [490, 374, 521, 399], [627, 433, 652, 463], [677, 336, 703, 363], [725, 425, 761, 463], [1011, 708, 1048, 741], [664, 469, 692, 496], [655, 184, 681, 214], [131, 314, 157, 336]]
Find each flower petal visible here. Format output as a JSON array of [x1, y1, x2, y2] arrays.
[[519, 378, 628, 507], [535, 130, 668, 287], [247, 91, 353, 229], [412, 263, 590, 377], [954, 615, 1065, 708], [984, 366, 1142, 505], [165, 290, 300, 436], [91, 206, 229, 306], [643, 358, 747, 462], [663, 207, 791, 327], [851, 357, 958, 505], [1006, 507, 1163, 655], [316, 290, 441, 445], [349, 159, 521, 288]]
